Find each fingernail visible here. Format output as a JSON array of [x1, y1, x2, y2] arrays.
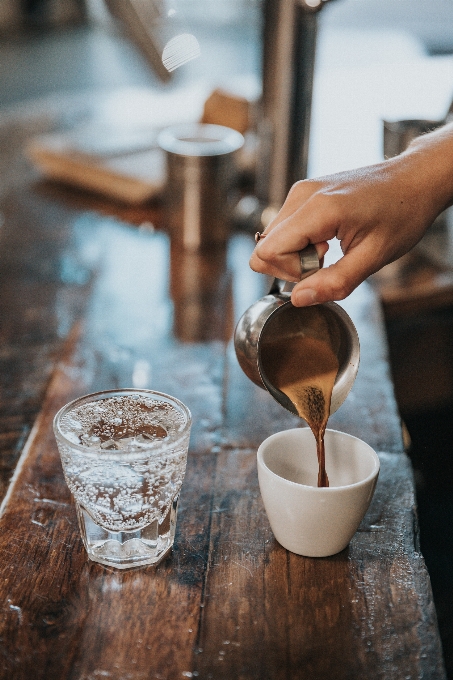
[[293, 288, 317, 306]]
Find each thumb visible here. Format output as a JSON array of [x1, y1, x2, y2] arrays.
[[290, 249, 372, 306]]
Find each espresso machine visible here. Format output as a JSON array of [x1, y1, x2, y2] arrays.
[[104, 0, 336, 217], [258, 0, 336, 216]]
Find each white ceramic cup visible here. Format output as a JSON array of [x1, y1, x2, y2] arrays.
[[257, 428, 380, 557]]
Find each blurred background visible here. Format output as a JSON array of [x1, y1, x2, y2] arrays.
[[1, 0, 453, 675]]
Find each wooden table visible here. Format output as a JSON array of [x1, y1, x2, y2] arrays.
[[0, 92, 446, 679]]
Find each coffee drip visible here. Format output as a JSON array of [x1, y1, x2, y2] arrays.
[[260, 306, 341, 487]]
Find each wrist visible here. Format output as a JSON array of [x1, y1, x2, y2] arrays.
[[402, 122, 453, 214]]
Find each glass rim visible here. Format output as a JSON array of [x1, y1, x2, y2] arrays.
[[53, 388, 192, 458], [157, 123, 244, 157]]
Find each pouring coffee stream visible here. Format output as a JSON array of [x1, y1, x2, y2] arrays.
[[260, 307, 341, 487], [234, 243, 360, 488]]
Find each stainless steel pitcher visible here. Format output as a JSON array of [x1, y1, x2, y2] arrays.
[[234, 246, 360, 416]]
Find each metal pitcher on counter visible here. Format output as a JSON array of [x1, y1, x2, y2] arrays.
[[234, 245, 360, 416]]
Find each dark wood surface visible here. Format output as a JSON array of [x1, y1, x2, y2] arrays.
[[370, 221, 453, 415], [0, 92, 446, 679], [371, 230, 453, 321]]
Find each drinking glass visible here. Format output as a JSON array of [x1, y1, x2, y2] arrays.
[[53, 389, 192, 569]]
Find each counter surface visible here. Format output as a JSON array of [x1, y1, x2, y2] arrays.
[[0, 92, 446, 679]]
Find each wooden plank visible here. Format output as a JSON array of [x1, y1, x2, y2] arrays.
[[194, 445, 444, 679], [194, 278, 445, 679], [0, 209, 446, 679], [349, 452, 443, 680], [0, 97, 446, 679], [0, 208, 231, 678], [0, 224, 446, 678], [0, 324, 221, 679]]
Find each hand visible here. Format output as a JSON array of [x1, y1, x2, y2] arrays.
[[250, 123, 453, 306]]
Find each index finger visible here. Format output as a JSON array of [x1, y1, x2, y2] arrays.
[[254, 195, 338, 266], [262, 180, 321, 235], [250, 235, 329, 282]]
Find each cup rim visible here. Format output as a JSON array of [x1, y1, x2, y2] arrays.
[[53, 388, 192, 459], [257, 427, 380, 491]]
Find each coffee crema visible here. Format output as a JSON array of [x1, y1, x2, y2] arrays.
[[260, 307, 341, 487]]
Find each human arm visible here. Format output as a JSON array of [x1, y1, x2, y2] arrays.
[[249, 122, 453, 306]]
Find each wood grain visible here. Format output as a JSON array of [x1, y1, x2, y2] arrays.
[[0, 93, 446, 679]]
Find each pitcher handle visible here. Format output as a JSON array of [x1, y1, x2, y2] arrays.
[[268, 244, 322, 295]]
